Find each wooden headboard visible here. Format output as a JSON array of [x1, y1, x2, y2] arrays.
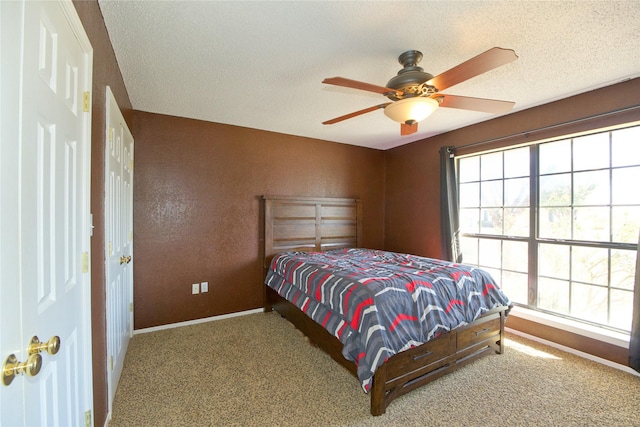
[[262, 196, 362, 269]]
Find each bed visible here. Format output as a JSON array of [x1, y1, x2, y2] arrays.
[[262, 195, 511, 416]]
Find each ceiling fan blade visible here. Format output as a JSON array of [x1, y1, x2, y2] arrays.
[[323, 77, 403, 96], [322, 103, 391, 125], [433, 94, 515, 113], [427, 47, 518, 91], [400, 122, 418, 136]]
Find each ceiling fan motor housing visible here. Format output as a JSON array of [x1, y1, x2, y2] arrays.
[[385, 50, 435, 101]]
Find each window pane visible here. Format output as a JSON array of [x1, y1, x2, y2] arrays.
[[460, 237, 478, 264], [502, 271, 528, 304], [612, 206, 640, 243], [459, 156, 480, 182], [505, 177, 529, 206], [573, 133, 610, 171], [459, 182, 479, 208], [570, 282, 607, 324], [504, 208, 529, 237], [460, 208, 480, 233], [573, 207, 609, 241], [478, 239, 501, 268], [540, 207, 571, 239], [571, 246, 608, 286], [611, 249, 636, 290], [539, 243, 570, 280], [540, 174, 571, 206], [538, 277, 569, 313], [612, 126, 640, 167], [612, 166, 640, 204], [503, 241, 528, 272], [480, 208, 503, 234], [504, 147, 529, 178], [540, 139, 571, 174], [481, 181, 503, 207], [573, 170, 609, 206], [481, 152, 502, 180], [610, 289, 633, 331]]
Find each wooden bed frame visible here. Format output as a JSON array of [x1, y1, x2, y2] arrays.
[[262, 195, 508, 416]]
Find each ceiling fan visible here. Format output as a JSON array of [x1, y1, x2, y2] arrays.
[[322, 47, 518, 136]]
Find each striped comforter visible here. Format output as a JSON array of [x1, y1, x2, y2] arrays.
[[265, 248, 512, 392]]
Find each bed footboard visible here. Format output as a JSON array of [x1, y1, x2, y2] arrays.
[[266, 285, 507, 416], [370, 306, 507, 415]]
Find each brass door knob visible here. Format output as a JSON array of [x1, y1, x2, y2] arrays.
[[2, 353, 42, 386], [29, 336, 60, 356]]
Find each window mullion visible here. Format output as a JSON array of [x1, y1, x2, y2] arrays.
[[528, 144, 539, 307]]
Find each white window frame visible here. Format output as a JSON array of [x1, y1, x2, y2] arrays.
[[457, 123, 639, 336]]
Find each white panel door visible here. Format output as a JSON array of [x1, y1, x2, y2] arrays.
[[0, 1, 94, 425], [0, 1, 27, 423], [105, 86, 134, 417]]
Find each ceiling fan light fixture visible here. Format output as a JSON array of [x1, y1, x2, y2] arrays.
[[383, 97, 439, 124]]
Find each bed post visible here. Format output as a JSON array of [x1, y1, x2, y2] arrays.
[[370, 364, 387, 416], [356, 199, 363, 247], [264, 291, 273, 313], [263, 197, 273, 313], [498, 309, 506, 354]]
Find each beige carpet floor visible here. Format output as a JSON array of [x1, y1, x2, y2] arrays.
[[109, 312, 640, 427]]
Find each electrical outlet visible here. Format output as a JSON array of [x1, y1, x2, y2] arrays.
[[191, 283, 200, 294], [201, 281, 208, 293]]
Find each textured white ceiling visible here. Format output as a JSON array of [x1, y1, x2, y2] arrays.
[[98, 1, 640, 150]]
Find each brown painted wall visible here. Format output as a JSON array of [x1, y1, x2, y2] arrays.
[[72, 1, 133, 426], [132, 112, 385, 329], [384, 77, 640, 362]]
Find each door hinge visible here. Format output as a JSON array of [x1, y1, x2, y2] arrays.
[[108, 241, 112, 256], [83, 91, 90, 112], [81, 252, 89, 273], [110, 355, 114, 372], [129, 302, 133, 313], [85, 410, 91, 427]]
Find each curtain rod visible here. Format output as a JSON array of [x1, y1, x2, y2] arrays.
[[453, 104, 640, 152]]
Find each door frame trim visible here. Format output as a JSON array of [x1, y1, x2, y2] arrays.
[[59, 0, 95, 418]]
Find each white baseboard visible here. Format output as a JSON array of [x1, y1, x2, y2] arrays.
[[134, 308, 264, 334], [505, 327, 640, 378]]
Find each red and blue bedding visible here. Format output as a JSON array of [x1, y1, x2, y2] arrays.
[[265, 248, 512, 392]]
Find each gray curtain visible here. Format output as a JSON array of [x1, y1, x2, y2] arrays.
[[629, 231, 640, 372], [439, 146, 462, 263]]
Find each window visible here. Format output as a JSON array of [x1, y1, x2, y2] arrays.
[[458, 125, 640, 333]]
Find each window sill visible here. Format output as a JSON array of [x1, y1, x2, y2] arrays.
[[509, 306, 630, 349]]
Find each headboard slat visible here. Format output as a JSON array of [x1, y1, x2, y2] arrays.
[[263, 195, 362, 269]]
